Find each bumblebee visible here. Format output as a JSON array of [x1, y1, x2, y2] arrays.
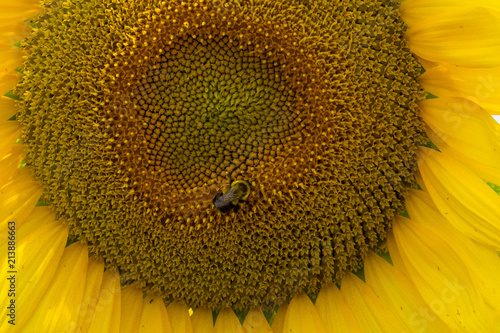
[[213, 180, 252, 213]]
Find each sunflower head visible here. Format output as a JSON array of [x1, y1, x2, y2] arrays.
[[14, 0, 424, 310]]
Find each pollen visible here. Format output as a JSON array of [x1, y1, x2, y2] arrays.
[[16, 0, 424, 310]]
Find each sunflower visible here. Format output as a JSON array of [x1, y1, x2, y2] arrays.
[[2, 0, 500, 331]]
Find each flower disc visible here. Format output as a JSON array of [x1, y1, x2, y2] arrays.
[[17, 0, 424, 309]]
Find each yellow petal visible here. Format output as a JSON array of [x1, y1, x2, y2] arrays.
[[419, 97, 500, 184], [419, 65, 500, 115], [0, 70, 19, 96], [0, 95, 16, 120], [87, 269, 122, 333], [315, 283, 363, 333], [139, 294, 173, 333], [214, 309, 244, 333], [0, 143, 24, 188], [364, 251, 451, 332], [75, 258, 105, 333], [458, 242, 500, 312], [400, 0, 500, 27], [0, 1, 39, 44], [120, 284, 144, 333], [243, 308, 272, 333], [0, 43, 23, 72], [0, 207, 68, 332], [416, 56, 440, 71], [0, 1, 40, 27], [283, 292, 327, 333], [389, 215, 493, 331], [270, 303, 287, 333], [0, 23, 33, 45], [418, 147, 500, 248], [192, 308, 214, 333], [425, 127, 500, 186], [406, 189, 500, 312], [341, 272, 410, 332], [405, 6, 500, 68], [167, 300, 193, 333], [0, 167, 43, 230], [20, 242, 89, 332], [0, 119, 21, 156], [413, 169, 427, 193], [490, 306, 500, 331], [0, 205, 54, 246]]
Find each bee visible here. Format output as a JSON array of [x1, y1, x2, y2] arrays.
[[213, 179, 252, 213]]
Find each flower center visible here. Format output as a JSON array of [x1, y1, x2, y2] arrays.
[[17, 0, 424, 310], [125, 31, 303, 194]]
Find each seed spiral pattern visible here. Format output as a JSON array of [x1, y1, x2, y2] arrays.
[[133, 34, 299, 189], [17, 0, 424, 309]]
